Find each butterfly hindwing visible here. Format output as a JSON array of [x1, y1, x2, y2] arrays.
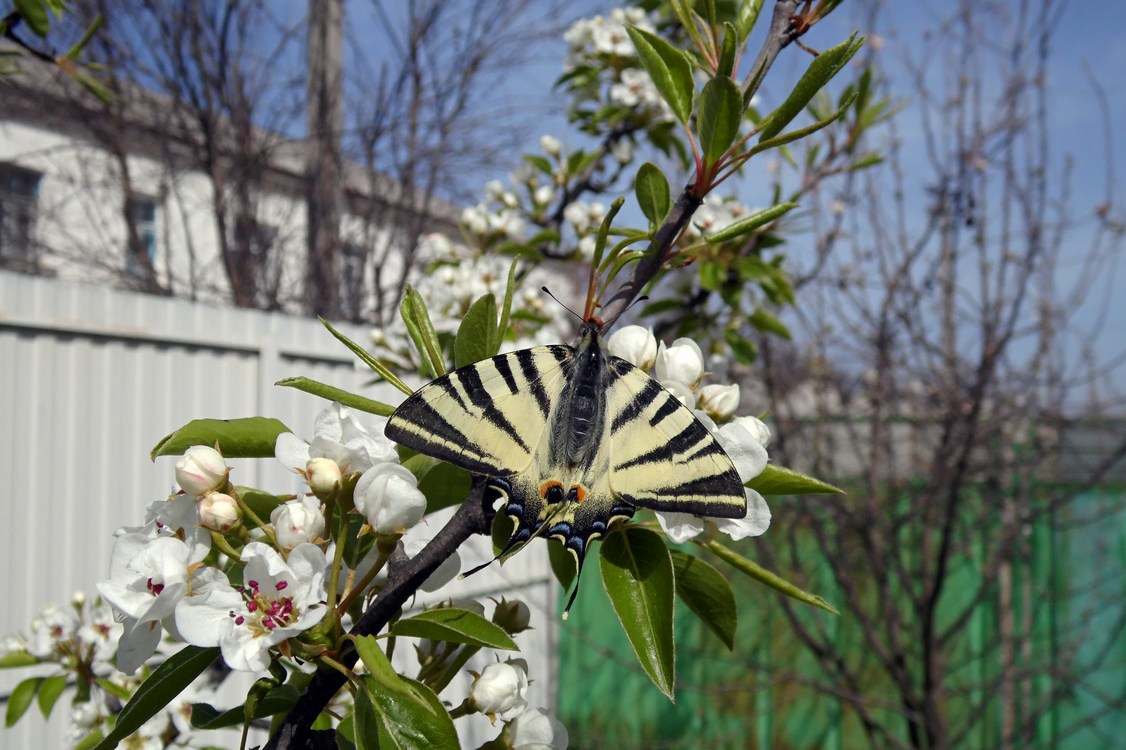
[[385, 346, 571, 477], [604, 359, 746, 517]]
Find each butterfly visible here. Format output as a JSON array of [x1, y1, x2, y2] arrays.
[[384, 319, 747, 613]]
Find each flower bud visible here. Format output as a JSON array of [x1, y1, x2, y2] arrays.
[[606, 325, 658, 370], [199, 492, 241, 532], [270, 496, 325, 549], [353, 463, 427, 535], [305, 457, 343, 499], [540, 134, 562, 157], [730, 415, 772, 447], [492, 598, 531, 634], [698, 383, 740, 421], [655, 338, 705, 386], [470, 660, 529, 722], [175, 446, 230, 497]]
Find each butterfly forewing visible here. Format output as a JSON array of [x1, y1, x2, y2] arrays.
[[605, 360, 746, 518], [385, 346, 571, 477]]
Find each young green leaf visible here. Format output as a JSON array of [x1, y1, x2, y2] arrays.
[[698, 75, 744, 165], [399, 286, 446, 378], [635, 162, 671, 227], [150, 417, 291, 460], [601, 527, 676, 700], [319, 317, 412, 394], [718, 22, 738, 77], [625, 26, 695, 123], [454, 293, 498, 368], [671, 550, 738, 650], [390, 608, 518, 650], [414, 459, 473, 514], [703, 540, 839, 614], [497, 258, 519, 344], [14, 0, 51, 36], [188, 685, 299, 728], [749, 308, 793, 340], [353, 636, 459, 750], [749, 91, 859, 158], [0, 651, 37, 668], [756, 33, 864, 141], [35, 673, 67, 718], [92, 647, 220, 750], [276, 377, 396, 416], [736, 0, 766, 43], [704, 202, 797, 243], [5, 676, 40, 726], [747, 464, 845, 495]]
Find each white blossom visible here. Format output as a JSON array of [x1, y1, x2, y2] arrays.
[[655, 338, 705, 386], [471, 660, 529, 722], [539, 134, 562, 157], [698, 383, 741, 421], [199, 492, 241, 532], [353, 463, 427, 535], [174, 446, 229, 498], [606, 325, 658, 370], [509, 707, 570, 749], [271, 496, 326, 549]]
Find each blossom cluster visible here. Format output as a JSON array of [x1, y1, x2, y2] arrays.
[[606, 325, 773, 543], [561, 8, 675, 124]]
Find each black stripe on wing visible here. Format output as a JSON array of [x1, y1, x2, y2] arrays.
[[454, 365, 530, 454], [384, 398, 510, 476]]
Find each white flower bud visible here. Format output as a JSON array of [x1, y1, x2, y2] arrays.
[[354, 463, 427, 535], [729, 415, 771, 447], [175, 446, 230, 498], [606, 325, 658, 370], [534, 185, 555, 206], [199, 492, 241, 532], [493, 599, 532, 634], [610, 137, 633, 164], [698, 383, 741, 421], [508, 707, 570, 750], [540, 134, 562, 157], [306, 457, 343, 498], [655, 338, 705, 386], [270, 496, 325, 549], [470, 660, 529, 722]]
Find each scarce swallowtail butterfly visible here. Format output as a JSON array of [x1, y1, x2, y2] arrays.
[[385, 319, 747, 613]]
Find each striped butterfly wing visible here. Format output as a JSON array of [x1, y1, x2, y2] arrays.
[[603, 357, 746, 518], [385, 346, 572, 478]]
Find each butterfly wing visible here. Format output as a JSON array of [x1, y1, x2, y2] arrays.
[[603, 357, 747, 518], [385, 346, 572, 477]]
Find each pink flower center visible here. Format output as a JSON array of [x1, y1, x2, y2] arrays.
[[229, 578, 298, 633]]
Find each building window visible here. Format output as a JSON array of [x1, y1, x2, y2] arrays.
[[125, 196, 158, 277], [0, 162, 42, 270], [338, 242, 366, 319]]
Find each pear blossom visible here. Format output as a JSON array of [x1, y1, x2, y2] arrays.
[[199, 491, 241, 532], [276, 403, 398, 486], [471, 659, 529, 722], [354, 463, 428, 535], [175, 445, 230, 497], [660, 379, 696, 407], [539, 134, 562, 156], [271, 496, 326, 549], [176, 542, 328, 672], [493, 598, 532, 634], [698, 383, 741, 421], [508, 707, 570, 749], [655, 338, 705, 386], [607, 325, 658, 370], [25, 603, 79, 659], [306, 456, 343, 497]]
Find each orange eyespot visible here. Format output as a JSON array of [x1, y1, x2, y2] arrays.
[[571, 485, 587, 504], [540, 481, 565, 504]]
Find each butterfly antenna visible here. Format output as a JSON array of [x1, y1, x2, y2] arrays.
[[540, 286, 584, 323]]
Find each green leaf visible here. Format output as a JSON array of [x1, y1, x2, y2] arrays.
[[635, 162, 670, 227], [600, 527, 676, 700], [353, 636, 459, 750], [454, 294, 498, 368], [237, 486, 291, 519], [36, 673, 68, 718], [92, 647, 219, 750], [736, 0, 766, 42], [548, 538, 577, 592], [276, 377, 396, 417], [399, 286, 446, 378], [725, 329, 757, 364], [150, 417, 291, 460], [0, 651, 37, 668], [698, 75, 743, 165], [414, 459, 473, 514], [705, 202, 798, 244], [523, 154, 554, 175], [497, 258, 519, 344], [625, 26, 694, 123], [757, 33, 864, 141], [671, 550, 737, 650], [718, 22, 738, 77], [320, 317, 412, 395], [6, 676, 41, 726], [390, 608, 518, 651], [748, 464, 844, 495], [189, 685, 299, 728], [15, 0, 51, 36], [750, 91, 858, 158], [704, 540, 839, 614], [749, 308, 792, 340]]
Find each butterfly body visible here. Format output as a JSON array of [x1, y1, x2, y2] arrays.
[[385, 321, 747, 589]]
